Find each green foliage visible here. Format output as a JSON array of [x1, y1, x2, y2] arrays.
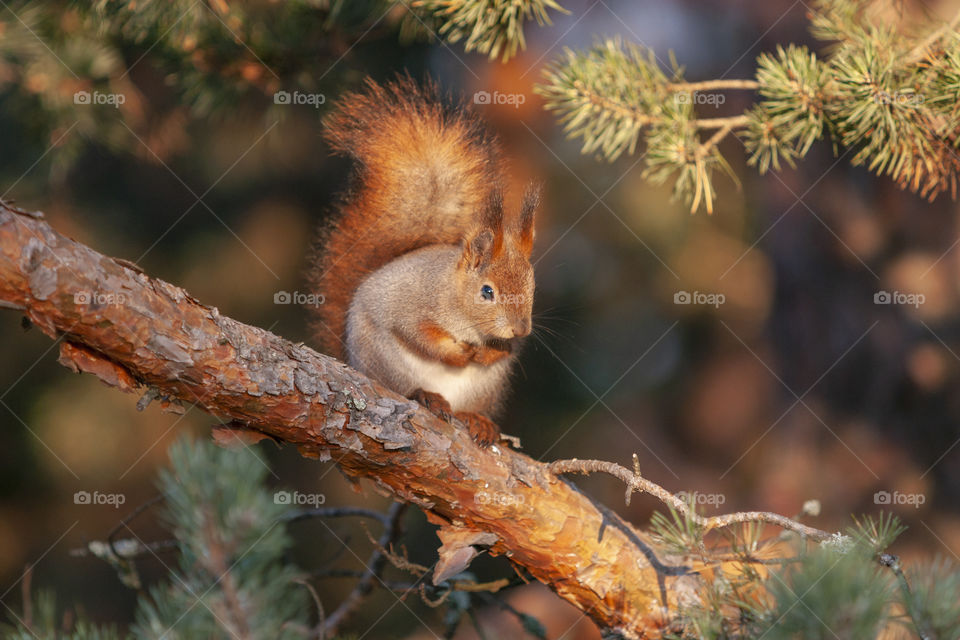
[[0, 4, 130, 170], [0, 590, 126, 640], [2, 438, 311, 639], [0, 0, 560, 178], [536, 35, 746, 213], [648, 500, 706, 556], [744, 45, 828, 174], [410, 0, 566, 61], [660, 512, 960, 638], [537, 0, 960, 212], [752, 544, 891, 639], [900, 557, 960, 639], [132, 438, 309, 639], [536, 38, 739, 212], [0, 0, 372, 172], [846, 512, 906, 553], [536, 38, 674, 162]]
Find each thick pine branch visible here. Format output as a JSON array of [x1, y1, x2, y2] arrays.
[[0, 202, 705, 638]]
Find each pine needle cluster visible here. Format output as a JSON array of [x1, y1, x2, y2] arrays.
[[133, 439, 310, 639], [0, 0, 563, 174], [408, 0, 566, 61], [537, 0, 960, 212], [2, 439, 311, 640], [654, 507, 960, 639]]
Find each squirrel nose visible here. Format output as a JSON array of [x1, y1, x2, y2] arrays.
[[512, 319, 531, 338]]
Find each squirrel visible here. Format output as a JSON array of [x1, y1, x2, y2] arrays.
[[306, 77, 538, 447]]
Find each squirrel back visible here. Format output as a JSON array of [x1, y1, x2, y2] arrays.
[[307, 77, 505, 359]]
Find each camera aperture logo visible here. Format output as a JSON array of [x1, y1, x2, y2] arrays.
[[473, 90, 526, 108], [273, 90, 325, 108], [874, 490, 925, 508], [273, 490, 325, 506], [674, 290, 725, 308], [74, 290, 126, 306], [74, 490, 126, 509], [874, 290, 925, 308], [74, 91, 126, 108], [274, 290, 325, 307]]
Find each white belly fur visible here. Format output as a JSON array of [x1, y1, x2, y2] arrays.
[[395, 342, 508, 411]]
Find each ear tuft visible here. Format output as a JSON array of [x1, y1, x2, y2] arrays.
[[518, 182, 540, 257], [482, 189, 505, 233], [460, 190, 505, 270]]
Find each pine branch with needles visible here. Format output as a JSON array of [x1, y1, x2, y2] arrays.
[[537, 0, 960, 213]]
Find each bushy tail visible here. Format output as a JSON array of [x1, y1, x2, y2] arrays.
[[306, 76, 503, 359]]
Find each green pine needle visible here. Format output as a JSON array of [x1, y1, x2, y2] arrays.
[[411, 0, 567, 61], [753, 544, 891, 639], [847, 512, 906, 553], [536, 37, 673, 162], [901, 557, 960, 640], [743, 44, 828, 174]]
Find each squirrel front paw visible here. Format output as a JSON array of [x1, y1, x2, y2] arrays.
[[409, 390, 501, 447], [455, 411, 501, 447], [410, 388, 454, 422], [470, 340, 513, 366]]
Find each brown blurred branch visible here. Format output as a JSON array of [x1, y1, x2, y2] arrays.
[[0, 201, 704, 638], [694, 114, 751, 130], [320, 502, 407, 636], [668, 79, 760, 92]]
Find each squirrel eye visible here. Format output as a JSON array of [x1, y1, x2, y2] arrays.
[[480, 284, 495, 301]]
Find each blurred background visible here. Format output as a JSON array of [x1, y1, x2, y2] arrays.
[[1, 0, 960, 637]]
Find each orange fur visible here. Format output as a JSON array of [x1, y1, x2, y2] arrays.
[[306, 77, 540, 447], [307, 77, 503, 358], [471, 341, 513, 366], [399, 320, 474, 368]]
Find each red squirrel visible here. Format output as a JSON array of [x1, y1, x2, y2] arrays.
[[306, 77, 538, 446]]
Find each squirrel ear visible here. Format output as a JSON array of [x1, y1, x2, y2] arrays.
[[518, 183, 540, 258], [463, 229, 496, 271], [482, 189, 505, 232], [461, 191, 503, 271]]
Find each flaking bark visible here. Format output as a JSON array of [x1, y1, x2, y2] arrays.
[[0, 202, 702, 638]]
